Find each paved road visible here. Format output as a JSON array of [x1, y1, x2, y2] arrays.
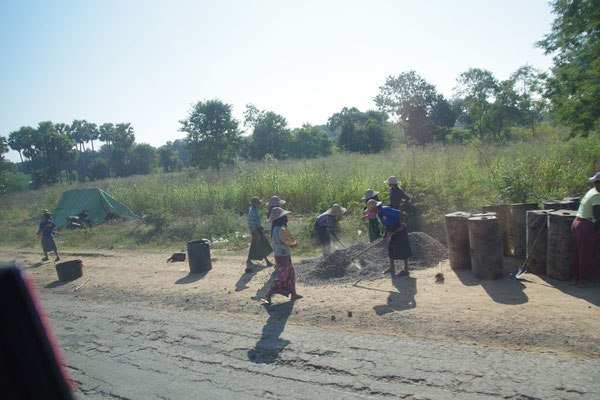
[[42, 294, 599, 400]]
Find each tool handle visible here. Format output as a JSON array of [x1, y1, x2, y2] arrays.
[[351, 226, 401, 259]]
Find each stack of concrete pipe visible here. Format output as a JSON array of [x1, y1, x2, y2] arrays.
[[445, 199, 579, 281]]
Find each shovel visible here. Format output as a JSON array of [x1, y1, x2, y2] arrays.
[[350, 226, 402, 260], [512, 218, 547, 279]]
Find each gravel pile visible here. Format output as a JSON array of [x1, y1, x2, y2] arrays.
[[295, 232, 448, 286]]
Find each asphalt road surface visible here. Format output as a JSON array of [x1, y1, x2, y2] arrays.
[[42, 294, 599, 400]]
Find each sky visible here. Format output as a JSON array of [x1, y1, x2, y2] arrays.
[[0, 0, 556, 162]]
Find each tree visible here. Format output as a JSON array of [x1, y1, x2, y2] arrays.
[[508, 65, 548, 136], [0, 136, 8, 174], [247, 109, 292, 160], [88, 157, 109, 180], [8, 126, 36, 162], [375, 71, 455, 144], [290, 124, 333, 158], [128, 143, 158, 175], [328, 108, 388, 153], [536, 0, 600, 135], [111, 123, 135, 176], [158, 146, 181, 172], [179, 99, 241, 170]]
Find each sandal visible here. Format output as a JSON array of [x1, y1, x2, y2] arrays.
[[41, 257, 49, 261], [396, 270, 409, 276], [291, 294, 303, 301], [260, 297, 272, 305]]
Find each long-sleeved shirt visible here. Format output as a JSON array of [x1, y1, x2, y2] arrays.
[[315, 212, 334, 232], [389, 187, 410, 209], [247, 206, 262, 232]]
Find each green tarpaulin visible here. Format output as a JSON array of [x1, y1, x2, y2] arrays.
[[52, 188, 137, 229]]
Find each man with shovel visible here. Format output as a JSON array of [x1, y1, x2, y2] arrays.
[[366, 199, 412, 276]]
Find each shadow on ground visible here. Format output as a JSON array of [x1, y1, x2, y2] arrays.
[[372, 275, 417, 315], [175, 270, 209, 285], [248, 301, 294, 364], [235, 264, 270, 292]]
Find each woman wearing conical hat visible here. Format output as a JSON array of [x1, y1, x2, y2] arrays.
[[314, 204, 346, 256], [261, 207, 302, 304]]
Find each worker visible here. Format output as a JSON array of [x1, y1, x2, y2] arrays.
[[366, 199, 412, 277], [262, 207, 302, 304], [245, 197, 273, 273], [314, 204, 346, 256], [37, 211, 60, 262], [384, 176, 410, 210], [361, 188, 381, 242], [571, 172, 600, 288]]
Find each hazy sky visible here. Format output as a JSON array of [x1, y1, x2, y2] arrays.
[[0, 0, 555, 162]]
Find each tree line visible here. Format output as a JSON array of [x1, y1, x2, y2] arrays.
[[1, 0, 598, 193]]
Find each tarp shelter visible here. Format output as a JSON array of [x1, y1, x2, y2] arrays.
[[52, 188, 137, 229]]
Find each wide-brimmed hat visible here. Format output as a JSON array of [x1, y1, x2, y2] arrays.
[[267, 196, 286, 207], [361, 189, 379, 200], [366, 199, 382, 210], [384, 176, 399, 185], [589, 172, 600, 182], [251, 197, 262, 204], [267, 207, 290, 223], [326, 204, 346, 216]]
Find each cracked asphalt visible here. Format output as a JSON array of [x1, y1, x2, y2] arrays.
[[42, 293, 600, 400]]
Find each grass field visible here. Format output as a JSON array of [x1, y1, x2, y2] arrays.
[[2, 126, 599, 253]]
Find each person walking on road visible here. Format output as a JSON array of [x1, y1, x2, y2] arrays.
[[37, 211, 60, 262], [314, 204, 346, 256], [385, 176, 410, 210], [366, 199, 412, 277], [262, 207, 302, 304], [246, 197, 273, 273], [361, 189, 382, 242], [571, 172, 600, 288]]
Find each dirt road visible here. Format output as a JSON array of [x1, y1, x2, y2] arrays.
[[5, 246, 599, 359]]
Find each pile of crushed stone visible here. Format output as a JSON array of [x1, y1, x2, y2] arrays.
[[295, 232, 448, 286]]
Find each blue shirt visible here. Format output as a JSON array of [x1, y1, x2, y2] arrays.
[[39, 220, 56, 238], [247, 206, 262, 232], [315, 212, 334, 232], [377, 206, 402, 226]]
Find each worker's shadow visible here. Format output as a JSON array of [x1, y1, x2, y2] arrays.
[[373, 275, 417, 315], [539, 275, 600, 306], [235, 265, 270, 292], [247, 301, 294, 364], [250, 270, 277, 299]]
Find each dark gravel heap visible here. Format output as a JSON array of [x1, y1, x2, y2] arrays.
[[295, 232, 448, 286]]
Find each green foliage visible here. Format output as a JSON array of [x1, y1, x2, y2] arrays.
[[128, 143, 158, 175], [1, 128, 599, 251], [246, 108, 292, 160], [180, 99, 241, 170], [375, 71, 455, 145], [0, 171, 30, 195], [290, 124, 333, 158], [537, 0, 600, 135]]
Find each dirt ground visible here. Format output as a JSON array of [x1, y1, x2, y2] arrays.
[[2, 244, 599, 360]]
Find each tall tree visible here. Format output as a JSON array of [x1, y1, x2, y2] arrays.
[[375, 71, 454, 144], [8, 126, 36, 162], [0, 136, 8, 174], [536, 0, 600, 135], [158, 146, 181, 172], [509, 65, 548, 136], [290, 124, 333, 159], [111, 123, 135, 176], [179, 99, 241, 170], [128, 143, 158, 175], [247, 109, 292, 160]]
